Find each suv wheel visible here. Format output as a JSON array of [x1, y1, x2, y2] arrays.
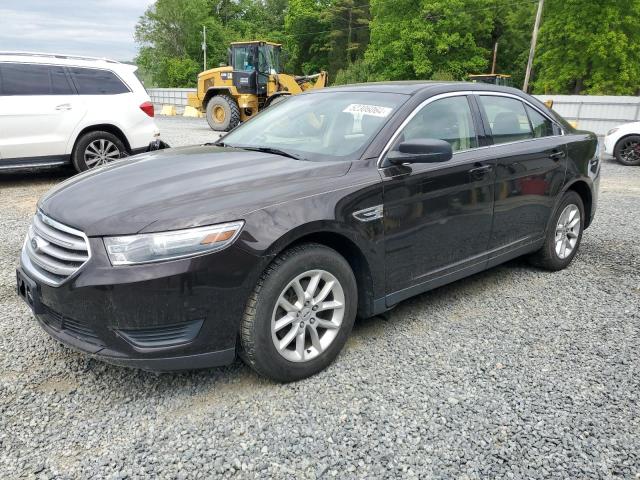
[[614, 135, 640, 166], [206, 95, 241, 132], [72, 131, 127, 172], [239, 244, 357, 382], [529, 191, 584, 271]]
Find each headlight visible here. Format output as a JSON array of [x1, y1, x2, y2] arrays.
[[104, 221, 244, 265], [606, 127, 619, 137]]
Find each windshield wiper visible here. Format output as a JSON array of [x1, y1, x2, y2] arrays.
[[230, 145, 302, 161]]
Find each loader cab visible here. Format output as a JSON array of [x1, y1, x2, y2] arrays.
[[230, 41, 282, 96]]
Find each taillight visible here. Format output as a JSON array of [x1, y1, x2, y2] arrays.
[[140, 101, 154, 117]]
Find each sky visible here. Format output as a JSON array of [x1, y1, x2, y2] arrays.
[[0, 0, 156, 61]]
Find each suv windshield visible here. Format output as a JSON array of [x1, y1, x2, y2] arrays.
[[222, 91, 407, 162]]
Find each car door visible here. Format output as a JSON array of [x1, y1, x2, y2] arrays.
[[475, 94, 568, 260], [380, 94, 495, 305], [0, 62, 86, 160]]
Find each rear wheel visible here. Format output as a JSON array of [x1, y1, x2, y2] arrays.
[[205, 95, 241, 132], [72, 131, 127, 172], [267, 95, 289, 108], [529, 191, 584, 271], [614, 135, 640, 166], [239, 244, 357, 382]]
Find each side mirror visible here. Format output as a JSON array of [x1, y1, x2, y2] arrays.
[[387, 139, 453, 165]]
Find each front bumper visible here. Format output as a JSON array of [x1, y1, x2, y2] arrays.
[[18, 240, 269, 371], [603, 135, 615, 156]]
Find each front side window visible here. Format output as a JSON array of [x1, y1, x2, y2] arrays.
[[222, 91, 408, 162], [233, 46, 256, 72], [525, 104, 556, 138], [479, 95, 533, 145], [394, 96, 478, 153], [0, 63, 73, 96], [68, 67, 129, 95]]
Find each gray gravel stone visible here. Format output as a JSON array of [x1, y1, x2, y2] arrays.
[[0, 119, 638, 478]]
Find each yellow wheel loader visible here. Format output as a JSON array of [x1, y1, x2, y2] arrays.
[[187, 41, 328, 132]]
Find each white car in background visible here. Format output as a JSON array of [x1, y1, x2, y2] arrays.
[[0, 52, 160, 172], [604, 122, 640, 166]]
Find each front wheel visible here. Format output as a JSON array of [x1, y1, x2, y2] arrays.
[[614, 135, 640, 166], [239, 244, 357, 382], [205, 95, 241, 132], [529, 191, 585, 271], [72, 131, 127, 172]]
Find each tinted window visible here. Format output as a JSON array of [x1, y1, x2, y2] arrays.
[[396, 96, 478, 152], [68, 67, 129, 95], [0, 63, 73, 95], [479, 96, 533, 144], [525, 104, 556, 138]]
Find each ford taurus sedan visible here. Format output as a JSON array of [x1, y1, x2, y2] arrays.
[[16, 82, 600, 382]]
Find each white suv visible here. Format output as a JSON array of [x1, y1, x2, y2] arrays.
[[0, 52, 160, 172]]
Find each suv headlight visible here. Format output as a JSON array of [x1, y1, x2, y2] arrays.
[[606, 127, 619, 137], [104, 221, 244, 265]]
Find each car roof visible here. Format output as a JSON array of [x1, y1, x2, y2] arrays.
[[0, 52, 135, 72], [318, 81, 525, 96]]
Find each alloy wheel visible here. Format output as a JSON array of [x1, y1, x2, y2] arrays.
[[271, 269, 345, 363], [84, 139, 121, 168], [555, 204, 581, 260], [619, 138, 640, 164]]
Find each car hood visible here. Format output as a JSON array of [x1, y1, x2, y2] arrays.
[[38, 146, 351, 236]]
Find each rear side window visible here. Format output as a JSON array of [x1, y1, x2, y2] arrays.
[[479, 96, 533, 145], [68, 67, 129, 95], [525, 104, 557, 138], [0, 63, 74, 96]]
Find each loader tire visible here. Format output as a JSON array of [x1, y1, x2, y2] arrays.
[[206, 95, 240, 132]]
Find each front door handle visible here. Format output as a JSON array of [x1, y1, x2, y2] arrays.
[[55, 104, 72, 111], [549, 149, 566, 161], [468, 164, 493, 180]]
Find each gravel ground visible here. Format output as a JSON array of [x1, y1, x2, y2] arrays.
[[0, 117, 639, 479]]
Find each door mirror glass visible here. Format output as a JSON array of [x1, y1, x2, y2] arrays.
[[387, 139, 453, 164]]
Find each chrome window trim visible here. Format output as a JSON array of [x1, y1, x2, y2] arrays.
[[377, 90, 566, 168]]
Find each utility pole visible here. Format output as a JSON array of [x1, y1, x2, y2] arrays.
[[202, 25, 207, 71], [523, 0, 544, 92], [491, 41, 498, 75]]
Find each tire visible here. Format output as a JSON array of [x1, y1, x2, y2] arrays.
[[528, 191, 585, 271], [239, 243, 358, 382], [206, 95, 241, 132], [267, 95, 289, 108], [72, 131, 127, 172], [614, 135, 640, 166]]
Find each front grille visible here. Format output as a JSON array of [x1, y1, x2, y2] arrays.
[[41, 306, 103, 346], [21, 211, 90, 286], [116, 319, 204, 349]]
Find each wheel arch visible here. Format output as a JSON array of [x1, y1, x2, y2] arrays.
[[204, 87, 235, 105], [263, 226, 377, 319], [71, 124, 131, 154], [564, 179, 593, 228], [613, 133, 640, 152]]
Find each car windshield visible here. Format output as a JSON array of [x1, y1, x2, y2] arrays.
[[221, 91, 408, 162]]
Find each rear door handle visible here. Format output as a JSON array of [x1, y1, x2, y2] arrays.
[[55, 104, 72, 111], [549, 150, 566, 161], [468, 164, 493, 179]]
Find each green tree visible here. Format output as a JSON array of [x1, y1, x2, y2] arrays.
[[534, 0, 640, 94], [365, 0, 494, 81], [321, 0, 370, 78], [284, 0, 331, 74]]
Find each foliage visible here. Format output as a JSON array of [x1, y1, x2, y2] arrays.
[[534, 0, 640, 95], [135, 0, 638, 94]]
